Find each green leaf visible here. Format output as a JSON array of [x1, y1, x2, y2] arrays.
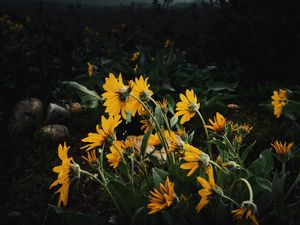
[[125, 110, 132, 123], [61, 81, 103, 108], [170, 115, 178, 128], [154, 105, 164, 127], [165, 94, 175, 114], [107, 180, 138, 220], [152, 168, 169, 189], [255, 176, 272, 192], [140, 129, 152, 159], [248, 148, 274, 176], [187, 131, 195, 144], [205, 81, 238, 92], [241, 140, 256, 161], [130, 207, 146, 225]]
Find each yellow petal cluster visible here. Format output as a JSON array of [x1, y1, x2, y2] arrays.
[[175, 89, 200, 124], [131, 51, 140, 61], [102, 73, 135, 119], [271, 89, 287, 118], [205, 112, 226, 132], [50, 142, 73, 207], [232, 205, 259, 225], [106, 143, 124, 169], [147, 176, 175, 214], [81, 150, 97, 164], [81, 115, 121, 151], [271, 140, 293, 157], [180, 143, 208, 176], [87, 62, 93, 77], [196, 164, 216, 212], [131, 75, 154, 115]]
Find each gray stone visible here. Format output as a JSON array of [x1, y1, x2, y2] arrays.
[[66, 102, 83, 116], [46, 103, 70, 125], [40, 124, 69, 143], [8, 98, 43, 137]]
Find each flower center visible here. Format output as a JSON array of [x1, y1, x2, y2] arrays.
[[188, 103, 198, 112], [118, 87, 131, 102]]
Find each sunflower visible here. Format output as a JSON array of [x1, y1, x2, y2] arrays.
[[82, 150, 98, 164], [87, 62, 93, 77], [102, 73, 134, 119], [148, 133, 161, 147], [131, 75, 154, 115], [106, 143, 124, 169], [81, 114, 122, 151], [271, 140, 293, 161], [50, 142, 73, 207], [196, 164, 219, 213], [147, 176, 175, 214], [165, 131, 185, 155], [231, 203, 259, 225], [175, 89, 200, 124], [205, 112, 226, 132], [271, 89, 287, 118], [180, 143, 209, 176]]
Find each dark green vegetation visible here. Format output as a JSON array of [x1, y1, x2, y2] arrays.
[[0, 1, 300, 225]]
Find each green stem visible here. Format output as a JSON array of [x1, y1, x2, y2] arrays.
[[222, 194, 239, 207], [283, 172, 300, 203], [209, 160, 229, 175], [237, 178, 254, 203], [80, 169, 124, 218], [223, 135, 244, 167], [196, 109, 212, 158], [282, 161, 286, 181]]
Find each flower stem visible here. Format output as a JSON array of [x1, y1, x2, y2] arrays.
[[209, 160, 229, 175], [283, 172, 300, 203], [196, 109, 212, 158], [222, 194, 239, 207], [237, 178, 254, 203]]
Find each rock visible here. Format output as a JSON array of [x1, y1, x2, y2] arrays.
[[46, 103, 70, 125], [40, 124, 69, 143], [8, 98, 43, 137], [66, 102, 83, 116]]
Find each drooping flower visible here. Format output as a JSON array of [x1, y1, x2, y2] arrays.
[[196, 164, 217, 213], [106, 143, 124, 169], [102, 73, 134, 119], [87, 62, 93, 77], [180, 143, 209, 176], [131, 75, 154, 115], [232, 203, 259, 225], [175, 89, 200, 124], [81, 150, 98, 164], [271, 140, 293, 161], [50, 142, 73, 207], [81, 114, 122, 151], [148, 133, 161, 147], [271, 89, 287, 118], [157, 99, 168, 113], [165, 131, 185, 155], [205, 112, 226, 132], [147, 176, 175, 214], [131, 51, 140, 61]]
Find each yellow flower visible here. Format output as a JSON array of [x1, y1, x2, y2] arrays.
[[147, 176, 175, 214], [271, 140, 293, 161], [81, 150, 98, 164], [175, 89, 200, 124], [180, 144, 209, 176], [205, 112, 226, 132], [165, 131, 185, 154], [157, 99, 168, 112], [81, 114, 122, 151], [50, 142, 73, 207], [131, 75, 154, 115], [234, 135, 243, 144], [139, 109, 154, 133], [196, 164, 217, 213], [230, 121, 253, 134], [271, 89, 287, 118], [148, 133, 161, 147], [87, 62, 93, 77], [175, 128, 188, 140], [232, 204, 259, 225], [131, 51, 140, 61], [102, 73, 135, 119], [106, 143, 124, 169]]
